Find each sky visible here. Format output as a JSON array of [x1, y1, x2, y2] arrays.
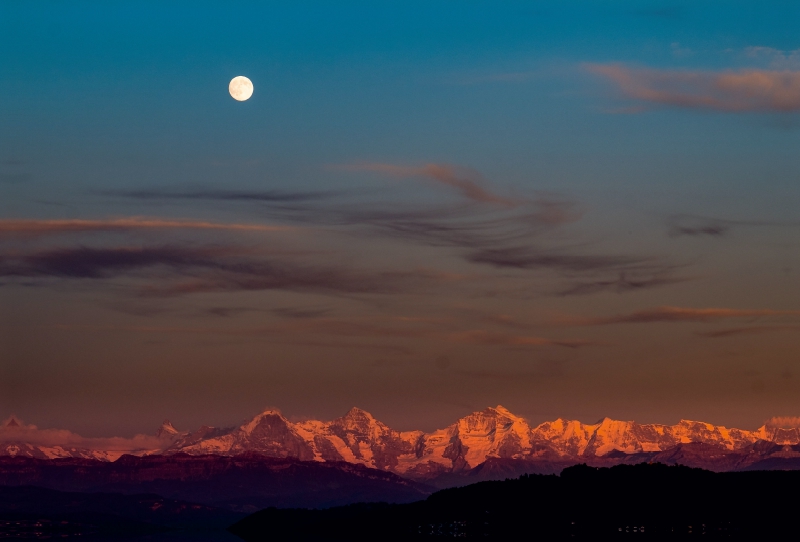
[[1, 1, 800, 437]]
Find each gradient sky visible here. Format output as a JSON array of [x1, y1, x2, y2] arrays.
[[2, 1, 800, 437]]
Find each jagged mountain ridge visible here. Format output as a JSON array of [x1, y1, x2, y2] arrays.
[[4, 406, 800, 476], [0, 442, 134, 462], [162, 406, 800, 476]]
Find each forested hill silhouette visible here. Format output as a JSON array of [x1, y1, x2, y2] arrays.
[[231, 462, 800, 540]]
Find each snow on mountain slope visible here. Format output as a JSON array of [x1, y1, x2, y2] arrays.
[[0, 418, 172, 461], [0, 441, 152, 461], [757, 425, 800, 445], [412, 406, 537, 473], [531, 418, 600, 456], [162, 405, 793, 475], [5, 409, 800, 474], [325, 407, 421, 470], [0, 442, 110, 460], [155, 420, 180, 438], [529, 417, 767, 457]]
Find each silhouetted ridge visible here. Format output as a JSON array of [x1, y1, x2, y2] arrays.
[[230, 462, 800, 540], [0, 454, 431, 512]]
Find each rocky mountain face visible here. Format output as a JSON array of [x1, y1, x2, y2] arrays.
[[4, 407, 800, 480], [161, 406, 800, 477]]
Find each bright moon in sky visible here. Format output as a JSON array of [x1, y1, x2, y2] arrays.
[[229, 76, 253, 101]]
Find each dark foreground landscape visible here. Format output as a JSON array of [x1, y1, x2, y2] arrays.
[[231, 463, 800, 540], [3, 461, 799, 540]]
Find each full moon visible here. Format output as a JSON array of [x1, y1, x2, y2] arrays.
[[229, 76, 253, 101]]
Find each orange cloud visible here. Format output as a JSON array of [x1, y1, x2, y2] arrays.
[[335, 162, 517, 206], [587, 63, 800, 112], [0, 217, 289, 236], [565, 306, 800, 326]]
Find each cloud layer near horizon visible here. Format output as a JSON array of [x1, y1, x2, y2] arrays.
[[1, 418, 166, 452], [588, 64, 800, 112]]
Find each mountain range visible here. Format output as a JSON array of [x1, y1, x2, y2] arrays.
[[4, 406, 800, 480]]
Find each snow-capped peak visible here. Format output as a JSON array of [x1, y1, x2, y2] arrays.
[[345, 406, 373, 417], [339, 407, 378, 427], [7, 406, 800, 476], [155, 420, 179, 437], [255, 407, 284, 418], [487, 405, 522, 420]]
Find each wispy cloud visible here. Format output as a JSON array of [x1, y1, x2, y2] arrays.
[[100, 165, 680, 297], [103, 188, 337, 203], [745, 46, 800, 70], [0, 217, 290, 236], [765, 416, 800, 428], [0, 417, 167, 453], [446, 330, 594, 349], [557, 273, 690, 296], [1, 246, 233, 279], [668, 216, 731, 237], [334, 162, 517, 206], [313, 198, 583, 250], [0, 245, 441, 296], [565, 306, 800, 326], [667, 214, 797, 238], [588, 63, 800, 112], [110, 175, 590, 266], [467, 247, 645, 272], [319, 203, 679, 294], [696, 325, 800, 338], [468, 248, 684, 295]]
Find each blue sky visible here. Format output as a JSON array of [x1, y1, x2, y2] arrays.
[[1, 1, 799, 435]]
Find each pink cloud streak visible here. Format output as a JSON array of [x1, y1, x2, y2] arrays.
[[0, 217, 290, 236], [335, 162, 518, 207], [587, 63, 800, 112]]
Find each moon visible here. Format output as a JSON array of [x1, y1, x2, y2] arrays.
[[229, 76, 253, 101]]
